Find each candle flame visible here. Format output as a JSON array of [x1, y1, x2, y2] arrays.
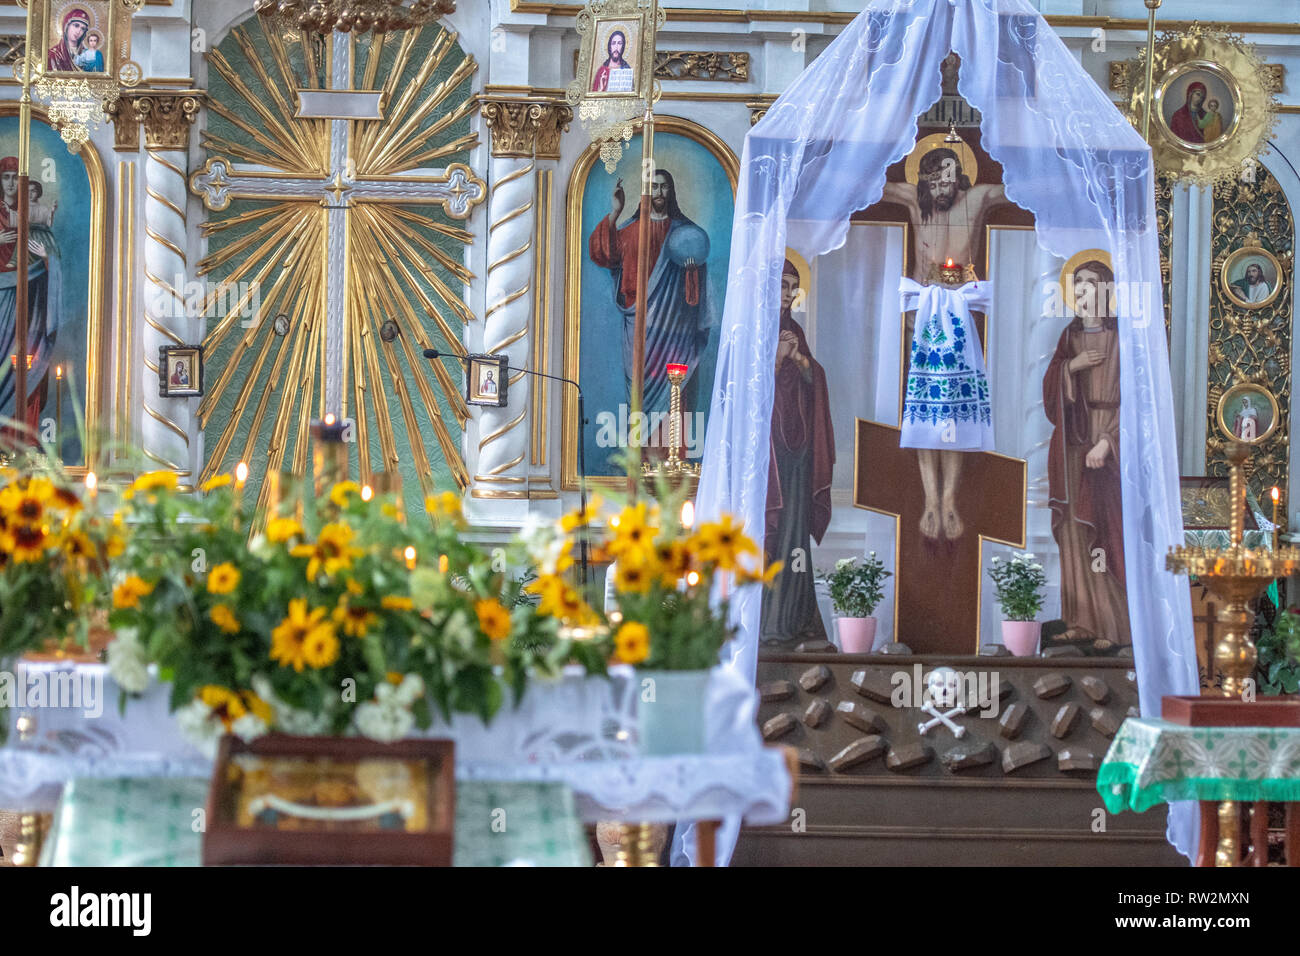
[[324, 413, 336, 426], [945, 257, 954, 268], [56, 365, 63, 379], [84, 471, 97, 494], [686, 571, 700, 586], [680, 500, 695, 529], [404, 545, 417, 569], [235, 462, 249, 488], [361, 484, 373, 502], [1272, 486, 1280, 502]]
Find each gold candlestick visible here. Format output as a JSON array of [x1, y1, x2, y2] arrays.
[[642, 362, 701, 487], [1167, 443, 1300, 698]]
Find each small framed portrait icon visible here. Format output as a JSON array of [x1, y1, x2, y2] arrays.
[[1156, 60, 1241, 153], [1216, 382, 1279, 446], [159, 345, 203, 398], [588, 17, 641, 95], [1220, 244, 1283, 310], [466, 353, 508, 407]]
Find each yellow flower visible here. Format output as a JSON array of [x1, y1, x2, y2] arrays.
[[330, 481, 362, 508], [0, 478, 53, 528], [525, 573, 569, 618], [302, 627, 340, 669], [113, 575, 155, 609], [614, 561, 655, 594], [124, 470, 178, 500], [381, 595, 414, 612], [270, 598, 336, 672], [209, 603, 241, 634], [62, 530, 96, 561], [475, 598, 512, 641], [654, 540, 692, 587], [105, 533, 126, 559], [560, 494, 603, 533], [345, 577, 364, 596], [3, 523, 51, 563], [291, 522, 363, 580], [736, 557, 784, 587], [607, 502, 658, 561], [51, 484, 83, 513], [206, 562, 241, 595], [425, 491, 463, 522], [201, 473, 233, 492], [691, 515, 759, 571], [241, 691, 272, 724], [199, 685, 246, 728], [333, 598, 379, 638], [266, 517, 304, 544], [613, 621, 650, 665]]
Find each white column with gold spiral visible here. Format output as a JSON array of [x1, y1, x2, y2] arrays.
[[130, 94, 202, 483], [473, 96, 570, 500]]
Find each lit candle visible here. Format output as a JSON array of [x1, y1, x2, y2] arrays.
[[1272, 487, 1280, 551], [54, 365, 63, 458], [361, 484, 374, 502], [235, 461, 249, 512], [680, 500, 695, 530], [84, 471, 97, 508], [404, 545, 417, 571]]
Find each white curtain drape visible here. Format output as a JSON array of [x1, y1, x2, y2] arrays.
[[685, 0, 1199, 866]]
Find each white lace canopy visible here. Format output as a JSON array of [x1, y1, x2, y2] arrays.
[[694, 0, 1199, 863]]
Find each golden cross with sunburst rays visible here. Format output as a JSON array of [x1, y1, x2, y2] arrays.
[[188, 21, 485, 514]]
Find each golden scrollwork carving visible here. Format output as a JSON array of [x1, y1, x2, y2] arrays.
[[1206, 166, 1294, 501], [747, 96, 775, 126], [480, 96, 573, 160], [108, 91, 204, 152], [654, 50, 749, 82]]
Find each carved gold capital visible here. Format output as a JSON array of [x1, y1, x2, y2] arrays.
[[480, 96, 573, 160], [108, 91, 204, 153], [747, 97, 776, 126]]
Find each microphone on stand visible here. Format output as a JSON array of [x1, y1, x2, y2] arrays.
[[423, 349, 592, 587]]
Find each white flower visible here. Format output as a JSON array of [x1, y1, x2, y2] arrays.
[[394, 674, 425, 707], [251, 674, 330, 735], [231, 712, 268, 743], [175, 698, 223, 759], [836, 557, 853, 570], [355, 700, 414, 742], [990, 556, 1000, 564], [106, 628, 150, 695]]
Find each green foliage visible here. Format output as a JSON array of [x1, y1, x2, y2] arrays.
[[1256, 607, 1300, 695], [818, 554, 890, 618], [987, 552, 1047, 622]]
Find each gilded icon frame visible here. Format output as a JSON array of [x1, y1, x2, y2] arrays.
[[1219, 243, 1284, 311], [1216, 381, 1279, 446]]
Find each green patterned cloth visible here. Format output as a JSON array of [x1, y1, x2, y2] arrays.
[[41, 776, 591, 867], [1098, 718, 1300, 813]]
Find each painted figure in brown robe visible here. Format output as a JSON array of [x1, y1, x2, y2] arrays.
[[761, 259, 835, 645], [1042, 259, 1131, 649]]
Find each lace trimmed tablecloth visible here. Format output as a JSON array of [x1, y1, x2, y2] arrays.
[[1, 660, 790, 826], [1097, 718, 1300, 813]]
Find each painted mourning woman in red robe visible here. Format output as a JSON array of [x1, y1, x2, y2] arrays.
[[1042, 259, 1131, 649], [761, 259, 835, 645]]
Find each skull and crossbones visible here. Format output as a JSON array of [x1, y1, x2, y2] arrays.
[[917, 666, 967, 737]]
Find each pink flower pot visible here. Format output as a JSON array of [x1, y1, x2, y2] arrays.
[[836, 617, 877, 654], [1001, 620, 1042, 656]]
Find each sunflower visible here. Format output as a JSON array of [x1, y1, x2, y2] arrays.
[[270, 599, 336, 672], [654, 540, 693, 587], [381, 595, 414, 612], [62, 530, 96, 561], [691, 515, 759, 571], [266, 516, 304, 544], [607, 502, 658, 561], [475, 598, 512, 641], [206, 562, 241, 595], [199, 685, 246, 728], [4, 523, 51, 563], [124, 470, 179, 501], [560, 494, 604, 533], [291, 522, 363, 580], [200, 473, 233, 492], [614, 560, 655, 595], [209, 603, 241, 634], [736, 557, 784, 587], [113, 575, 155, 609], [613, 621, 650, 665], [302, 627, 341, 669], [329, 481, 362, 508], [525, 573, 568, 618], [333, 598, 379, 638], [0, 478, 53, 527]]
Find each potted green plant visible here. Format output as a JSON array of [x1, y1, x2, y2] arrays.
[[818, 554, 890, 653], [988, 552, 1048, 655]]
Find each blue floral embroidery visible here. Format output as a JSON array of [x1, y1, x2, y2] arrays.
[[903, 309, 990, 427]]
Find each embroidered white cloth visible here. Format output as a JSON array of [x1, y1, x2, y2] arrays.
[[899, 278, 993, 451]]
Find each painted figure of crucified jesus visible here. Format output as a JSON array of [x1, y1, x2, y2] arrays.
[[882, 145, 1011, 540]]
